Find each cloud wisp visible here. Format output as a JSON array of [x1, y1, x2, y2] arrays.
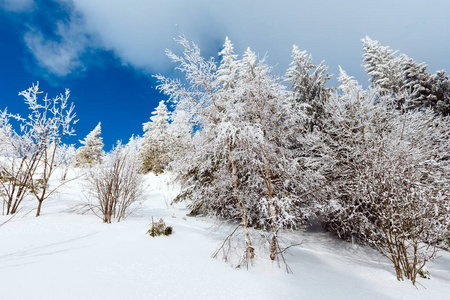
[[24, 16, 92, 77]]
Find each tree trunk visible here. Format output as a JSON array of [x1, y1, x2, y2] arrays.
[[226, 141, 254, 259], [36, 200, 43, 217], [262, 146, 278, 261]]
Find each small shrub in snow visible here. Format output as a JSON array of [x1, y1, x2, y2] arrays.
[[418, 267, 431, 280], [147, 217, 173, 237], [54, 144, 76, 181], [85, 141, 144, 223]]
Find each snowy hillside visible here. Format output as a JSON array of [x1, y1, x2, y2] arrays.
[[0, 172, 449, 300]]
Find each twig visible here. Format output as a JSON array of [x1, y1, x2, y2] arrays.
[[212, 223, 242, 260]]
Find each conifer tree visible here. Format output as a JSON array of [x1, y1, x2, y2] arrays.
[[362, 37, 403, 95], [139, 100, 170, 174], [285, 45, 331, 130], [216, 36, 240, 91], [362, 37, 450, 115], [75, 122, 104, 166], [428, 70, 450, 116], [166, 109, 193, 162]]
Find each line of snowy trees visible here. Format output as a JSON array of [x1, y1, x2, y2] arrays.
[[148, 35, 450, 284], [1, 35, 449, 285], [0, 88, 145, 223]]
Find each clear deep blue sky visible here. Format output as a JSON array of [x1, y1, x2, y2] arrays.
[[1, 0, 450, 150]]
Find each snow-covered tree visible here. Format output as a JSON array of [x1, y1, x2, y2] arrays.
[[157, 35, 321, 265], [166, 109, 193, 163], [75, 122, 103, 166], [319, 68, 450, 285], [154, 35, 450, 278], [428, 70, 450, 116], [139, 100, 170, 174], [0, 83, 77, 216], [0, 109, 16, 157], [144, 100, 169, 135], [285, 45, 332, 130], [216, 36, 240, 90], [362, 37, 403, 97], [362, 37, 450, 115]]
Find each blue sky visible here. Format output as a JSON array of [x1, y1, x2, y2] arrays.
[[1, 0, 449, 149]]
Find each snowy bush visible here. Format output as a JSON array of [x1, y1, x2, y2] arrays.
[[0, 83, 77, 216], [85, 141, 145, 223], [54, 143, 77, 181], [147, 217, 173, 237], [318, 69, 450, 285]]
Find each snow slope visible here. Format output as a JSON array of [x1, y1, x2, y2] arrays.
[[0, 172, 449, 300]]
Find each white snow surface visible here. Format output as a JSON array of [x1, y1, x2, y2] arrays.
[[0, 171, 449, 300]]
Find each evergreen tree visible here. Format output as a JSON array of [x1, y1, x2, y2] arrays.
[[75, 122, 104, 166], [285, 45, 331, 130], [428, 70, 450, 116], [167, 109, 193, 162], [216, 36, 240, 91], [362, 36, 450, 115], [143, 100, 169, 137], [362, 37, 403, 95], [139, 100, 170, 174]]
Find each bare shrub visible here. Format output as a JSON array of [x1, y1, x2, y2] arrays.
[[55, 144, 76, 181], [85, 142, 145, 223]]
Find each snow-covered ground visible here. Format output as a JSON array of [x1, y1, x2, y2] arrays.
[[0, 172, 449, 300]]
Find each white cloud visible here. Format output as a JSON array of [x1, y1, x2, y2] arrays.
[[21, 0, 450, 80], [0, 0, 34, 12], [24, 15, 92, 77], [66, 0, 229, 72]]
